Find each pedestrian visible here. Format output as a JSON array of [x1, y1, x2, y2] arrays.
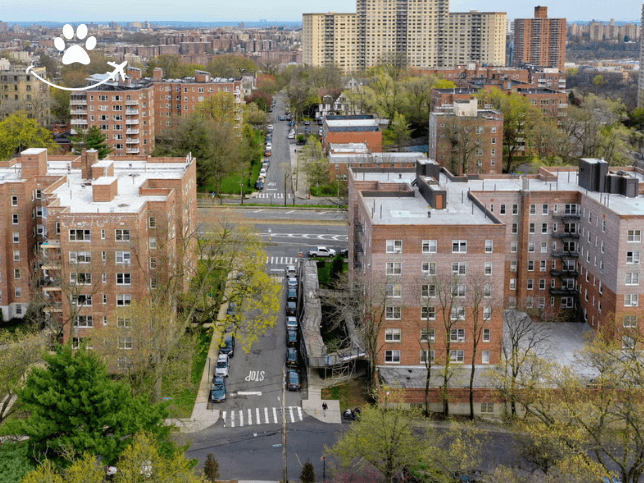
[[322, 402, 328, 417]]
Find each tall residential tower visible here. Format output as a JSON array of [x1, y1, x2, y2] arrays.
[[513, 6, 566, 71]]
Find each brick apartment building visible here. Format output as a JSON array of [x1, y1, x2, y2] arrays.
[[513, 6, 566, 72], [348, 158, 644, 408], [322, 115, 382, 154], [0, 148, 197, 356], [69, 67, 243, 155], [428, 99, 504, 175], [0, 66, 50, 124]]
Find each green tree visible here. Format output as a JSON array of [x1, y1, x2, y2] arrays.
[[327, 388, 428, 482], [300, 135, 329, 188], [206, 55, 259, 78], [204, 453, 219, 482], [300, 462, 315, 483], [72, 125, 112, 159], [0, 441, 37, 483], [389, 112, 412, 151], [1, 346, 172, 464], [0, 111, 57, 159], [197, 91, 237, 124], [19, 460, 63, 483], [146, 55, 204, 79]]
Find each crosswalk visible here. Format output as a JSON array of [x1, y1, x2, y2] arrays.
[[222, 406, 303, 428], [266, 256, 297, 265], [257, 193, 292, 199], [271, 275, 284, 283]]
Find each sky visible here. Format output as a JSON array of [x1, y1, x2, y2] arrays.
[[2, 0, 641, 24]]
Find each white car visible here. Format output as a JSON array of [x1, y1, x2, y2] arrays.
[[260, 168, 267, 177], [286, 265, 297, 277], [265, 142, 272, 149], [288, 132, 295, 139], [215, 354, 230, 377], [267, 124, 274, 131], [308, 246, 336, 258]]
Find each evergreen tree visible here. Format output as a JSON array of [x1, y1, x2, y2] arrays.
[[300, 461, 316, 483], [0, 346, 171, 465], [72, 125, 112, 159], [204, 453, 220, 482]]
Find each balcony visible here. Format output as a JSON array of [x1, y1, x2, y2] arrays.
[[41, 278, 62, 291], [551, 232, 580, 239], [71, 119, 88, 126], [126, 129, 139, 135], [126, 109, 139, 115], [126, 138, 139, 144], [41, 260, 62, 270], [43, 302, 63, 313], [549, 287, 578, 296], [70, 99, 87, 106], [70, 109, 87, 115], [125, 119, 139, 125], [126, 148, 140, 154], [125, 99, 139, 106], [552, 251, 579, 258], [550, 269, 579, 278], [41, 240, 61, 249], [552, 212, 581, 220]]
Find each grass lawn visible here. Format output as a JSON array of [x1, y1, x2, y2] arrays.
[[164, 329, 212, 418], [321, 378, 369, 412]]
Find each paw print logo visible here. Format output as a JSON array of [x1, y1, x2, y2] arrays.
[[54, 24, 97, 65]]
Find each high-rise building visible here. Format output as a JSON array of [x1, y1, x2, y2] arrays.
[[302, 1, 507, 72], [513, 6, 566, 71], [0, 66, 51, 124], [639, 5, 644, 108]]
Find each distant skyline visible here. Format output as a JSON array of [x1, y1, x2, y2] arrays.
[[1, 0, 641, 24]]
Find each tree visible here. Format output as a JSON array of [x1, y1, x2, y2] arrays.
[[445, 118, 483, 175], [0, 111, 57, 159], [19, 460, 64, 483], [206, 55, 259, 78], [114, 431, 202, 483], [0, 346, 172, 464], [388, 112, 412, 151], [197, 91, 237, 124], [204, 453, 219, 482], [300, 135, 329, 189], [300, 462, 316, 483], [0, 330, 46, 426], [71, 125, 112, 159], [327, 388, 428, 483], [147, 55, 204, 79], [0, 441, 37, 483], [412, 274, 438, 417]]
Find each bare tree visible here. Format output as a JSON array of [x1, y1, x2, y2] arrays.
[[446, 119, 483, 175], [412, 275, 437, 417]]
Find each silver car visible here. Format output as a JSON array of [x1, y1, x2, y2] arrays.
[[215, 353, 230, 377]]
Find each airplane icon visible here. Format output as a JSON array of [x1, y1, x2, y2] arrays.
[[107, 61, 128, 81]]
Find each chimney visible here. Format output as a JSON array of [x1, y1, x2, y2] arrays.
[[127, 67, 141, 80], [80, 149, 99, 180], [20, 148, 48, 178], [92, 177, 118, 202], [152, 67, 163, 81]]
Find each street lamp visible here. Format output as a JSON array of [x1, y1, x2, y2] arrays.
[[321, 456, 326, 482]]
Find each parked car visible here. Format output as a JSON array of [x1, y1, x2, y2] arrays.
[[286, 316, 298, 330], [265, 142, 272, 149], [286, 347, 298, 367], [227, 302, 237, 317], [285, 265, 297, 277], [318, 128, 324, 136], [286, 369, 301, 391], [304, 127, 311, 134], [286, 301, 296, 316], [308, 246, 336, 257], [287, 115, 292, 121], [287, 277, 297, 288], [287, 288, 297, 301], [260, 168, 267, 177], [286, 328, 298, 346], [264, 149, 272, 157], [215, 353, 230, 377], [267, 124, 274, 131], [304, 120, 310, 125], [219, 334, 235, 357], [255, 179, 264, 190], [287, 132, 295, 139], [289, 120, 295, 126], [279, 116, 286, 121], [339, 248, 349, 258]]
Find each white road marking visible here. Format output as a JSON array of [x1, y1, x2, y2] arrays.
[[289, 406, 295, 423], [253, 209, 264, 213], [273, 407, 278, 424], [239, 410, 243, 427], [286, 210, 295, 214], [248, 408, 252, 425], [256, 407, 261, 424], [231, 410, 235, 428], [222, 411, 227, 427], [237, 391, 263, 395], [297, 407, 303, 420], [265, 407, 269, 424]]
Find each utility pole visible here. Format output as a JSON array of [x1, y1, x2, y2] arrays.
[[282, 367, 288, 483], [284, 172, 288, 207]]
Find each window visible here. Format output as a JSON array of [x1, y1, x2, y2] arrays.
[[387, 262, 402, 275], [512, 204, 518, 215], [69, 251, 91, 264], [541, 242, 548, 253], [451, 284, 466, 297], [13, 251, 19, 262], [450, 328, 465, 342], [452, 240, 467, 253], [622, 336, 636, 350], [484, 284, 492, 298], [511, 242, 518, 253], [72, 294, 92, 306], [512, 223, 518, 234], [74, 315, 94, 328], [385, 350, 400, 363], [628, 230, 642, 242], [527, 279, 534, 290], [485, 240, 493, 253], [117, 294, 132, 306], [539, 279, 546, 290], [542, 204, 549, 215], [530, 204, 536, 215], [483, 329, 491, 342], [451, 306, 466, 320], [69, 229, 91, 241], [422, 284, 436, 297], [103, 294, 107, 305], [482, 350, 490, 364], [150, 258, 157, 269], [386, 306, 401, 319], [118, 336, 133, 350], [420, 350, 435, 364], [421, 306, 436, 320], [542, 223, 548, 234], [148, 216, 156, 228], [529, 223, 535, 234], [422, 262, 436, 275], [452, 262, 466, 275], [625, 294, 639, 307], [528, 242, 535, 253], [420, 329, 435, 342], [510, 261, 517, 272], [626, 272, 640, 285], [481, 403, 494, 414], [101, 229, 105, 240], [12, 214, 18, 224], [528, 260, 534, 271], [117, 316, 132, 328], [484, 262, 492, 276], [627, 251, 641, 264], [11, 195, 17, 206], [422, 240, 437, 253], [386, 283, 402, 297], [386, 240, 402, 253], [562, 297, 574, 309], [385, 328, 401, 342], [70, 273, 92, 285], [540, 260, 546, 272], [149, 238, 157, 250], [116, 273, 131, 285], [450, 350, 465, 363], [13, 269, 20, 279], [510, 279, 516, 290], [115, 229, 130, 241], [116, 251, 131, 264], [624, 315, 638, 328], [500, 204, 506, 215]]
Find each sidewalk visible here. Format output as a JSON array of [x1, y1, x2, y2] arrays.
[[167, 304, 228, 433], [301, 370, 342, 424]]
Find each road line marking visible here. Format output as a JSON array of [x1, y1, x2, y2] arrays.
[[248, 408, 252, 425], [256, 407, 261, 424], [231, 410, 235, 428], [319, 211, 329, 215], [239, 410, 243, 427], [273, 407, 278, 424], [265, 407, 269, 424], [297, 407, 303, 420], [286, 210, 295, 214], [266, 256, 269, 264], [253, 209, 264, 213], [237, 391, 262, 396], [222, 411, 227, 427], [289, 407, 295, 423]]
